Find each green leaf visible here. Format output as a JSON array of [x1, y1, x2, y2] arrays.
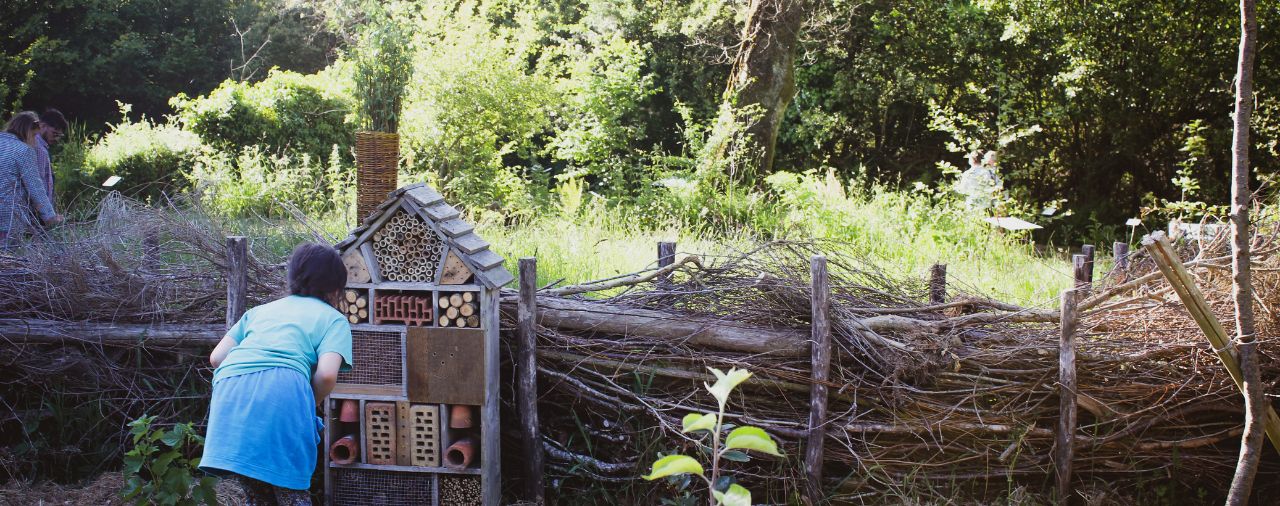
[[711, 484, 752, 506], [720, 450, 751, 462], [152, 450, 177, 471], [682, 413, 717, 433], [642, 454, 704, 480], [123, 454, 144, 476], [160, 427, 183, 448], [704, 367, 751, 407], [724, 426, 781, 456]]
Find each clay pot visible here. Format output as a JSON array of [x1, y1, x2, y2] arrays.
[[444, 437, 476, 469], [449, 405, 474, 429], [330, 434, 359, 465], [339, 399, 359, 423]]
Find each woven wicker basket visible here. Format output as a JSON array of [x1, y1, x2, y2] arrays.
[[356, 131, 400, 220]]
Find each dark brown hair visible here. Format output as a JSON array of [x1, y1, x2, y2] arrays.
[[287, 243, 346, 301], [39, 108, 67, 132], [4, 111, 40, 145]]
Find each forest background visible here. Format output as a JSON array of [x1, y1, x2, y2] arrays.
[[3, 0, 1279, 305]]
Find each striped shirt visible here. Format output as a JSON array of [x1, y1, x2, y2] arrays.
[[35, 136, 55, 203], [0, 132, 55, 238]]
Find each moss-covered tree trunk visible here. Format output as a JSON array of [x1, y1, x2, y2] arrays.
[[710, 0, 806, 184]]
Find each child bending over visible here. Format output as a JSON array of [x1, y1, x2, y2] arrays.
[[201, 243, 353, 505]]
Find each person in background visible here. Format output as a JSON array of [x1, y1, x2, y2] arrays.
[[35, 108, 67, 205], [0, 111, 62, 245], [200, 243, 354, 505]]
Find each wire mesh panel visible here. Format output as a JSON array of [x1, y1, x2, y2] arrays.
[[339, 329, 403, 386], [409, 404, 440, 467], [333, 467, 433, 506]]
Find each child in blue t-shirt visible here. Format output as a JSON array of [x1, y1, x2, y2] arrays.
[[201, 243, 354, 505]]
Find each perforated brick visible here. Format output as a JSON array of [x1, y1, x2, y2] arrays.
[[409, 404, 440, 467], [374, 292, 436, 326], [363, 402, 397, 465]]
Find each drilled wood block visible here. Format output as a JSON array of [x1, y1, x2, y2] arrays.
[[406, 327, 485, 405], [363, 402, 397, 465], [440, 249, 473, 285], [343, 249, 371, 284]]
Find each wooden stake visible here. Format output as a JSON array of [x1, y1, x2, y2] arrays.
[[1072, 254, 1090, 296], [805, 255, 832, 505], [1113, 242, 1130, 281], [1144, 234, 1280, 453], [929, 263, 947, 304], [517, 258, 545, 503], [658, 241, 676, 289], [1081, 244, 1096, 285], [225, 236, 247, 328], [1055, 289, 1079, 503]]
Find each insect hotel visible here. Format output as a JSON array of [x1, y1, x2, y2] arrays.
[[323, 183, 513, 506]]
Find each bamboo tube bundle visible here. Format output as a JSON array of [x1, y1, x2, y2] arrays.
[[436, 291, 479, 328], [371, 211, 443, 282]]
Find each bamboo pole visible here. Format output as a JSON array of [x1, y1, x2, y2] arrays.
[[517, 258, 546, 504], [1143, 233, 1280, 453], [1055, 289, 1079, 503], [804, 255, 832, 505]]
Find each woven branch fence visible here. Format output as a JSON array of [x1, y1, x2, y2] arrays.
[[1, 195, 1277, 504]]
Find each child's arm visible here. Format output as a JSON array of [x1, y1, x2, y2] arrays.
[[312, 352, 344, 406], [209, 335, 237, 368]]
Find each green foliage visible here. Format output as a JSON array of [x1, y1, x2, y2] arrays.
[[172, 68, 355, 162], [187, 144, 355, 218], [643, 367, 782, 506], [80, 106, 203, 202], [3, 0, 338, 125], [351, 18, 413, 133], [120, 416, 218, 506]]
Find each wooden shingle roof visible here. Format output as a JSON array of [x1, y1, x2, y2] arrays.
[[334, 183, 514, 288]]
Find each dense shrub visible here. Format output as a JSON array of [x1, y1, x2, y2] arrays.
[[73, 114, 203, 202], [186, 144, 354, 218], [171, 68, 355, 163]]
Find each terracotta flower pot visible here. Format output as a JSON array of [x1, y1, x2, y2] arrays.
[[444, 437, 476, 469], [330, 434, 359, 465], [339, 399, 359, 423], [448, 404, 474, 429]]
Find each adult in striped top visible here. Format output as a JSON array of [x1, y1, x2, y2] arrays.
[[0, 111, 62, 245]]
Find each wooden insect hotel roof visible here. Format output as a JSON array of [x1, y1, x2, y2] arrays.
[[333, 183, 514, 289]]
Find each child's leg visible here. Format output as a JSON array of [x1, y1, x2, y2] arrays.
[[272, 486, 312, 506], [236, 475, 279, 506]]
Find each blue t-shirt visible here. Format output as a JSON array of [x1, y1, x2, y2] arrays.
[[213, 295, 354, 385]]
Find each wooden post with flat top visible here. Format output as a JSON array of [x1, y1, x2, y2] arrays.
[[517, 258, 545, 503], [804, 255, 832, 504], [657, 241, 676, 289], [1055, 289, 1079, 503], [929, 263, 946, 304], [225, 236, 247, 328]]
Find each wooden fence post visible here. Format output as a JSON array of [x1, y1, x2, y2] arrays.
[[1081, 244, 1095, 286], [929, 263, 947, 304], [1113, 242, 1130, 281], [805, 255, 832, 505], [225, 236, 247, 328], [1072, 254, 1090, 296], [1055, 289, 1079, 503], [657, 241, 676, 289], [517, 258, 545, 504]]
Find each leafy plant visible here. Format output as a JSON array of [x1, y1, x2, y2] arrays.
[[642, 367, 782, 506], [121, 415, 218, 506], [351, 18, 413, 133]]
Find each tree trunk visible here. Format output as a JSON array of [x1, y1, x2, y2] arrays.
[[710, 0, 807, 183], [1226, 0, 1261, 504]]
